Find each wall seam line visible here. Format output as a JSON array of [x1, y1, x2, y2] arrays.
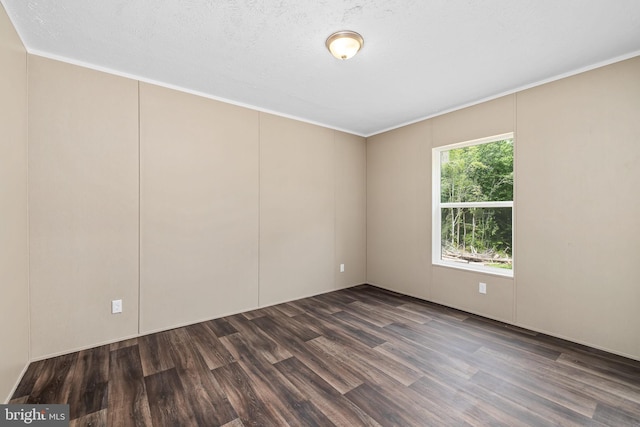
[[137, 81, 141, 335], [333, 130, 337, 289], [257, 112, 261, 307], [512, 92, 518, 324], [25, 51, 32, 364], [362, 134, 366, 286]]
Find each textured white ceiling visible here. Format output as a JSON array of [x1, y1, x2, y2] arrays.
[[2, 0, 640, 136]]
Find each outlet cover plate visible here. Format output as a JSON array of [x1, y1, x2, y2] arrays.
[[112, 299, 122, 314], [479, 282, 487, 294]]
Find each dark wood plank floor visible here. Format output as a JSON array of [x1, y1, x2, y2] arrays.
[[11, 285, 640, 426]]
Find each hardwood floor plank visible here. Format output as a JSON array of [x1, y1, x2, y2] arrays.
[[287, 297, 342, 316], [109, 337, 139, 351], [472, 343, 640, 413], [308, 335, 423, 387], [400, 300, 470, 322], [308, 292, 357, 310], [9, 396, 29, 404], [374, 340, 478, 382], [459, 317, 542, 352], [344, 383, 432, 426], [186, 322, 236, 370], [144, 368, 199, 427], [339, 301, 396, 327], [366, 371, 469, 425], [240, 308, 266, 320], [557, 351, 640, 387], [593, 402, 640, 426], [410, 375, 541, 427], [439, 316, 563, 360], [138, 331, 175, 377], [408, 375, 514, 427], [26, 352, 77, 405], [107, 345, 153, 427], [342, 291, 412, 322], [405, 320, 491, 355], [212, 362, 290, 427], [384, 321, 480, 357], [341, 287, 406, 308], [253, 306, 321, 342], [471, 370, 595, 426], [69, 408, 107, 427], [296, 311, 387, 349], [220, 419, 245, 427], [398, 318, 489, 354], [382, 303, 434, 324], [273, 357, 382, 427], [205, 317, 238, 338], [331, 310, 397, 343], [247, 315, 363, 394], [167, 328, 238, 426], [347, 285, 411, 307], [471, 347, 599, 418], [11, 359, 46, 400], [225, 314, 292, 364], [66, 345, 109, 420], [286, 401, 336, 427], [270, 301, 307, 317], [220, 332, 336, 427], [537, 362, 640, 415], [541, 333, 640, 367]]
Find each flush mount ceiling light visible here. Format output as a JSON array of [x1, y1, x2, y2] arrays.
[[326, 30, 364, 60]]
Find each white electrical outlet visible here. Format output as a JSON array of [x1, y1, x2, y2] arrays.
[[479, 282, 487, 294], [112, 299, 122, 314], [340, 263, 345, 273]]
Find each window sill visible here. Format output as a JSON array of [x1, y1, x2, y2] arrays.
[[432, 261, 514, 278]]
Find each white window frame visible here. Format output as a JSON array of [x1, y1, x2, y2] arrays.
[[432, 133, 514, 277]]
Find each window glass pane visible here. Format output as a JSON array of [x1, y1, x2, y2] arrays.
[[440, 207, 512, 270], [440, 139, 513, 203]]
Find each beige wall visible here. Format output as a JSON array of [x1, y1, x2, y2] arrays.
[[0, 5, 29, 402], [366, 57, 640, 359], [367, 120, 431, 300], [259, 119, 367, 305], [335, 131, 367, 289], [141, 89, 366, 331], [516, 57, 640, 358], [139, 83, 260, 333], [259, 114, 337, 305], [24, 60, 366, 359], [28, 57, 139, 358]]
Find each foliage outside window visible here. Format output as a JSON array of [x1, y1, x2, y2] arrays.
[[432, 134, 514, 276]]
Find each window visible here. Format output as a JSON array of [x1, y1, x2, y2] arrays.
[[432, 133, 514, 276]]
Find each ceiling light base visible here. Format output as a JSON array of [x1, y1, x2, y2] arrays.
[[326, 30, 364, 60]]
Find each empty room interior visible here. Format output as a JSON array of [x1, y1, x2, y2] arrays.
[[1, 1, 640, 425]]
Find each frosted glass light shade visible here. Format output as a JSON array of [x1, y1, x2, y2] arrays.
[[326, 31, 364, 60]]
